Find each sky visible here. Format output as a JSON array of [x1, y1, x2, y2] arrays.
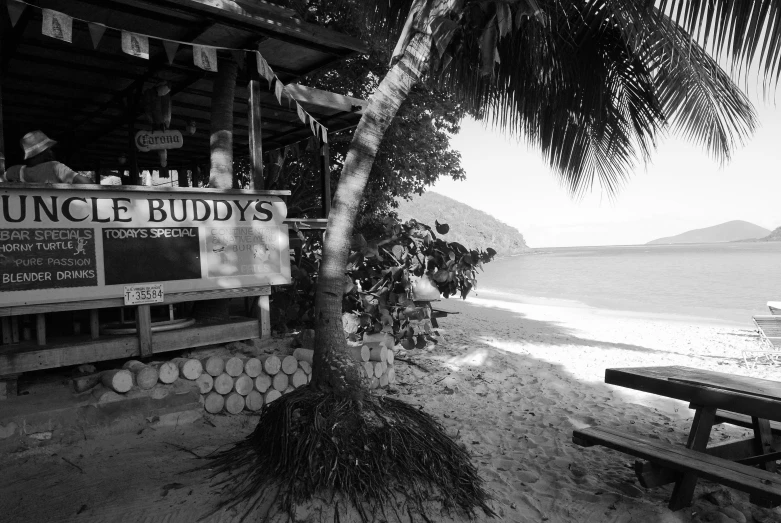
[[430, 97, 781, 249]]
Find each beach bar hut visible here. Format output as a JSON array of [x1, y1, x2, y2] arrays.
[[0, 0, 367, 395]]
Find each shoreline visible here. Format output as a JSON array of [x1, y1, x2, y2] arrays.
[[471, 288, 754, 330]]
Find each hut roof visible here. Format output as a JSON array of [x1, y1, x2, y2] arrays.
[[1, 0, 368, 171]]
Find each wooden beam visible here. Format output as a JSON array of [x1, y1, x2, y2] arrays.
[[320, 139, 331, 218], [285, 84, 366, 115], [0, 318, 260, 375], [0, 284, 275, 317], [155, 0, 368, 54], [247, 54, 264, 189]]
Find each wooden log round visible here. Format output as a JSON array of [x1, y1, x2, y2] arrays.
[[122, 360, 158, 390], [365, 343, 387, 362], [173, 358, 203, 380], [196, 373, 214, 394], [234, 374, 254, 396], [298, 361, 311, 375], [245, 390, 263, 411], [293, 348, 313, 364], [244, 358, 262, 378], [73, 373, 102, 393], [255, 373, 272, 393], [281, 355, 298, 375], [369, 377, 380, 389], [283, 385, 295, 394], [373, 362, 384, 379], [361, 362, 374, 378], [213, 373, 234, 395], [387, 367, 396, 384], [291, 368, 307, 388], [385, 349, 394, 365], [379, 372, 389, 388], [225, 357, 244, 377], [225, 393, 245, 414], [272, 372, 289, 392], [259, 354, 281, 375], [156, 362, 179, 384], [348, 345, 370, 362], [202, 356, 225, 377], [265, 389, 282, 404], [101, 369, 133, 393], [204, 392, 225, 414]]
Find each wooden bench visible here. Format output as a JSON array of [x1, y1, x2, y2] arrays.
[[573, 425, 781, 509]]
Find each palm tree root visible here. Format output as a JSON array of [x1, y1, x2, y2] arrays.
[[203, 386, 495, 521]]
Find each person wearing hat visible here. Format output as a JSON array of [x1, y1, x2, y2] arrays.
[[1, 130, 92, 184]]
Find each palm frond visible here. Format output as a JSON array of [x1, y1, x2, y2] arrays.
[[655, 0, 781, 86]]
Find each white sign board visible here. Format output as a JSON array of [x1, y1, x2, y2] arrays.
[[135, 130, 184, 152], [0, 186, 291, 307]]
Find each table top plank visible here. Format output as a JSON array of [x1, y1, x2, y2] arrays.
[[605, 366, 781, 423]]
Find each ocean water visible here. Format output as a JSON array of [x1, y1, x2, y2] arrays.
[[474, 242, 781, 327]]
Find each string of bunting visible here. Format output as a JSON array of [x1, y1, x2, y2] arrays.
[[6, 0, 328, 143]]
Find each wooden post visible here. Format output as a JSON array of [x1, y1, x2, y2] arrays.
[[0, 37, 4, 179], [247, 55, 264, 189], [89, 310, 100, 340], [127, 97, 140, 185], [177, 167, 189, 187], [320, 139, 331, 218], [136, 305, 153, 357], [257, 293, 271, 338], [35, 313, 46, 346], [1, 318, 11, 344]]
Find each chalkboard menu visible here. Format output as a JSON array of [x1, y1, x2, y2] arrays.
[[0, 228, 98, 291], [102, 227, 201, 285]]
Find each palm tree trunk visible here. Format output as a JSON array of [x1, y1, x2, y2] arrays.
[[209, 57, 239, 189], [311, 31, 434, 392]]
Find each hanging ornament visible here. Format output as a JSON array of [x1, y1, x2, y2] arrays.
[[121, 31, 149, 59], [87, 22, 106, 49], [7, 0, 25, 27], [193, 45, 218, 72], [42, 9, 73, 43]]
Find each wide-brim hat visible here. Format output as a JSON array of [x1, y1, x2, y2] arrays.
[[21, 130, 57, 160]]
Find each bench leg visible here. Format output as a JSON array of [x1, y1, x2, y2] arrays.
[[750, 417, 780, 508], [668, 405, 716, 511]]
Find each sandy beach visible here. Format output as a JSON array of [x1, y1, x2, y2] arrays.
[[1, 295, 779, 523]]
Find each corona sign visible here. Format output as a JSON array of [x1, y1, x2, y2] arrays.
[[135, 130, 184, 152]]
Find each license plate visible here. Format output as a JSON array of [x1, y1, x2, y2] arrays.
[[123, 284, 164, 305]]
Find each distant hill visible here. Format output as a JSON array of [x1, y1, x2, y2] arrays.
[[395, 192, 529, 256], [757, 226, 781, 241], [647, 220, 771, 245]]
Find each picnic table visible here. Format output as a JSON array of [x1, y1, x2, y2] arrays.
[[572, 366, 781, 510]]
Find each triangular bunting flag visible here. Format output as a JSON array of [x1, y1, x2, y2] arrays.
[[256, 52, 274, 87], [310, 117, 317, 138], [42, 9, 73, 43], [7, 0, 25, 27], [296, 103, 306, 125], [121, 31, 149, 59], [320, 124, 328, 144], [230, 50, 245, 70], [162, 40, 179, 64], [274, 79, 284, 105], [87, 23, 106, 49], [193, 45, 218, 72]]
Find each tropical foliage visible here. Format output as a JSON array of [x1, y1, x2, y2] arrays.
[[274, 216, 495, 350]]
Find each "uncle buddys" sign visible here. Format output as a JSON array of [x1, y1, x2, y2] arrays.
[[0, 185, 290, 307]]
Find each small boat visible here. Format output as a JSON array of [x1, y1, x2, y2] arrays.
[[768, 301, 781, 315]]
